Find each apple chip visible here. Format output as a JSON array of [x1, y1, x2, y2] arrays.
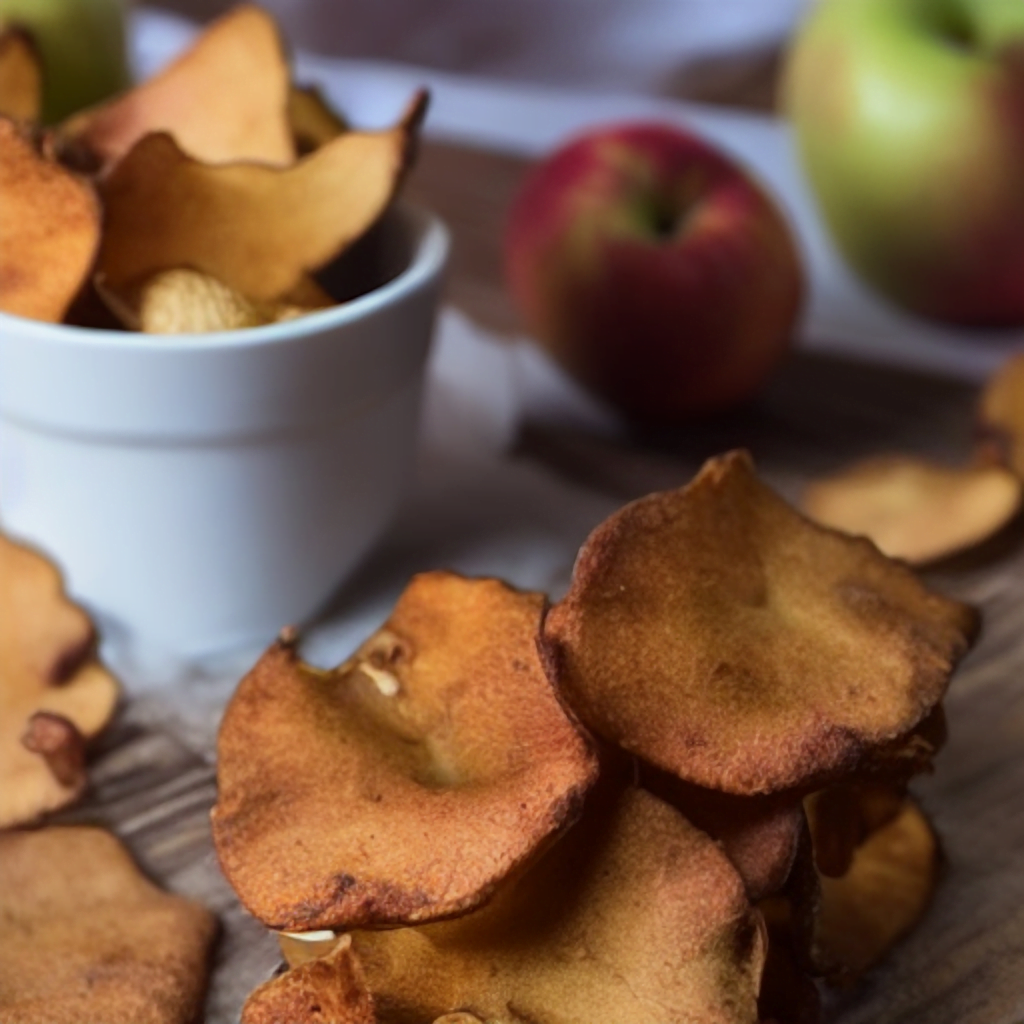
[[0, 826, 216, 1023], [0, 27, 41, 122], [800, 456, 1021, 565], [289, 83, 348, 155], [541, 449, 977, 796], [0, 118, 100, 322], [97, 267, 332, 333], [0, 532, 119, 828], [347, 786, 767, 1024], [979, 351, 1024, 477], [62, 4, 293, 169], [212, 572, 598, 932], [814, 797, 939, 984], [98, 89, 427, 301]]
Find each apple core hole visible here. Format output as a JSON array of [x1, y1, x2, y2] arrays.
[[932, 11, 975, 51]]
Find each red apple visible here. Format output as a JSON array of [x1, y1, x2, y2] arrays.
[[504, 123, 804, 422]]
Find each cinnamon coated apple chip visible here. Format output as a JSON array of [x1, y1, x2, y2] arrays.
[[814, 797, 939, 984], [0, 27, 41, 122], [0, 826, 216, 1023], [97, 267, 332, 333], [63, 4, 293, 169], [801, 456, 1021, 565], [0, 118, 100, 322], [98, 89, 427, 301], [541, 449, 977, 796], [346, 786, 766, 1024], [979, 351, 1024, 477], [212, 572, 598, 932], [0, 533, 119, 828]]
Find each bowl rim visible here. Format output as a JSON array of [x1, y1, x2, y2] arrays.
[[0, 204, 450, 353]]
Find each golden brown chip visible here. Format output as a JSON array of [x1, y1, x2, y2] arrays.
[[97, 267, 331, 333], [801, 456, 1021, 565], [0, 118, 101, 322], [0, 825, 216, 1023], [289, 83, 348, 155], [212, 572, 598, 932], [243, 935, 375, 1024], [62, 4, 294, 169], [348, 786, 767, 1024], [979, 351, 1024, 477], [541, 450, 977, 796], [97, 89, 427, 302], [0, 533, 119, 828], [814, 798, 939, 984], [0, 27, 41, 122]]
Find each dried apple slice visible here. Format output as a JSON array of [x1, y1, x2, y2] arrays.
[[289, 83, 348, 155], [347, 786, 767, 1024], [212, 572, 598, 932], [0, 27, 41, 122], [0, 118, 100, 322], [541, 450, 977, 796], [97, 267, 332, 333], [814, 797, 939, 984], [62, 4, 293, 169], [979, 352, 1024, 477], [98, 89, 427, 302], [801, 456, 1021, 565], [0, 532, 119, 828], [0, 826, 216, 1023]]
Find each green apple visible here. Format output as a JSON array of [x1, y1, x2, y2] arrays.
[[784, 0, 1024, 325], [0, 0, 130, 123]]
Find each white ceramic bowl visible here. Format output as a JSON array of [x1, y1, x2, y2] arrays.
[[0, 205, 449, 656]]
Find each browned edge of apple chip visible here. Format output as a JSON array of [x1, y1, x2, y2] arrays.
[[0, 26, 42, 123]]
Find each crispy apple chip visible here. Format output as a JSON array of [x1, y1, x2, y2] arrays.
[[212, 572, 598, 932], [289, 83, 349, 155], [0, 826, 216, 1023], [814, 798, 939, 984], [347, 786, 766, 1024], [97, 267, 331, 333], [0, 27, 41, 122], [979, 351, 1024, 477], [541, 450, 977, 796], [801, 456, 1021, 565], [0, 533, 119, 828], [62, 4, 293, 168], [98, 90, 427, 302], [0, 118, 100, 322]]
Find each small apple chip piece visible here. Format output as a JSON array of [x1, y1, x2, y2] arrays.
[[62, 4, 294, 168], [0, 826, 216, 1023], [0, 27, 42, 122], [0, 532, 119, 828], [541, 450, 977, 796], [814, 798, 939, 984], [97, 267, 331, 334], [98, 90, 427, 302], [801, 456, 1021, 565], [0, 118, 100, 322], [289, 83, 348, 155], [979, 352, 1024, 477], [212, 572, 598, 932], [348, 786, 767, 1024]]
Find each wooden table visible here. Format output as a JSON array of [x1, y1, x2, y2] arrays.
[[53, 140, 1024, 1024]]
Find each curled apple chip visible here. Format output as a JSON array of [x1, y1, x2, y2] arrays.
[[979, 351, 1024, 477], [97, 267, 332, 334], [0, 826, 216, 1023], [0, 532, 119, 828], [814, 798, 939, 984], [801, 456, 1021, 565], [0, 27, 41, 122], [243, 935, 375, 1024], [98, 89, 427, 301], [347, 786, 767, 1024], [541, 449, 977, 796], [289, 83, 348, 155], [212, 572, 598, 932], [62, 4, 293, 169], [0, 118, 100, 322]]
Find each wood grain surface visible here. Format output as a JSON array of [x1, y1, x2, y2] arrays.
[[49, 141, 1024, 1023]]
